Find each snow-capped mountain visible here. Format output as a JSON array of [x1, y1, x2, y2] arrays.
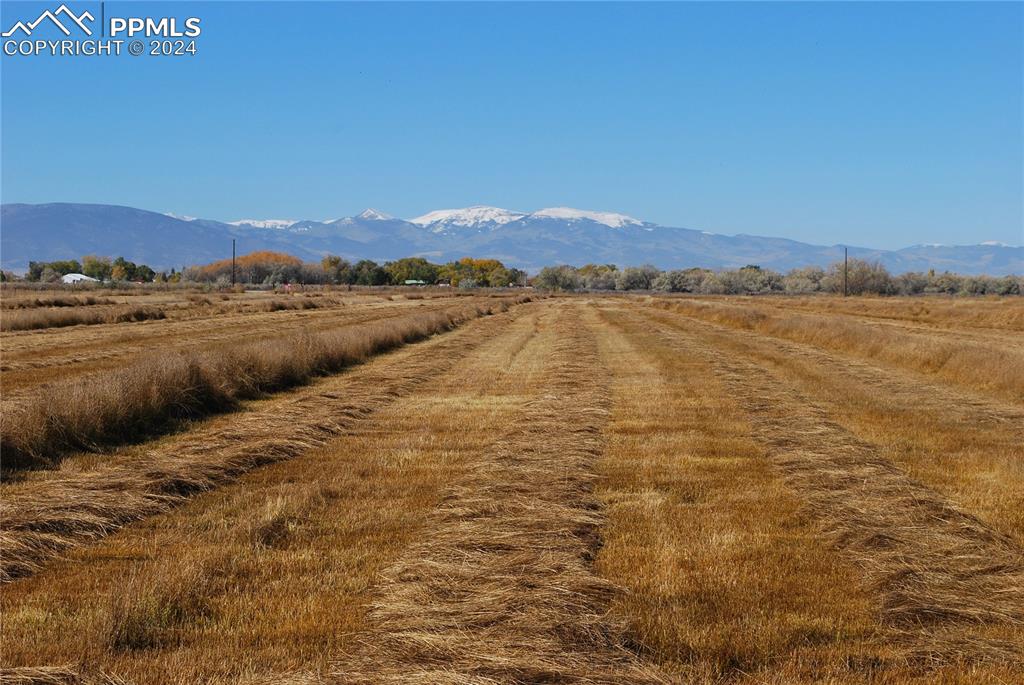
[[409, 205, 648, 232], [228, 219, 296, 230], [2, 202, 1021, 275], [163, 211, 198, 222], [354, 208, 393, 221], [410, 206, 527, 232], [530, 207, 647, 228]]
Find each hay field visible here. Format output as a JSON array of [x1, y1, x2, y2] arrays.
[[1, 292, 1021, 684]]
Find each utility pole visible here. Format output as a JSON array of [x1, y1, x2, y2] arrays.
[[231, 239, 236, 287], [843, 246, 848, 297]]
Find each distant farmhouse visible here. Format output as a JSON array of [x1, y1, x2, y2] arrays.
[[61, 273, 99, 284]]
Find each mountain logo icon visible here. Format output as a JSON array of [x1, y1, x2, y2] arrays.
[[2, 4, 95, 37]]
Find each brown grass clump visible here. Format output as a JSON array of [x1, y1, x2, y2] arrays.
[[107, 306, 168, 324], [253, 298, 322, 312], [0, 666, 102, 684], [246, 491, 324, 550], [105, 560, 222, 652], [1, 300, 524, 473]]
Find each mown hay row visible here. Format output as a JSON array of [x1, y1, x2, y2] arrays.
[[652, 298, 1024, 403], [0, 305, 167, 332], [645, 305, 1024, 439], [639, 310, 1024, 667], [1, 298, 528, 472], [0, 299, 438, 379], [643, 306, 1024, 541], [756, 295, 1024, 332], [592, 304, 887, 681], [337, 303, 663, 684], [1, 295, 116, 310], [0, 310, 547, 683], [0, 302, 529, 584]]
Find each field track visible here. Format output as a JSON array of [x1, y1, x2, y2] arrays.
[[1, 296, 1022, 684]]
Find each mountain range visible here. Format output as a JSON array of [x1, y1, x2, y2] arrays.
[[1, 202, 1021, 276]]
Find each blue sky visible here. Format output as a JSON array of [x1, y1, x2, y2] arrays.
[[2, 1, 1021, 249]]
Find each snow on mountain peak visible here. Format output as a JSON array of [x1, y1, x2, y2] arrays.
[[228, 219, 296, 229], [410, 206, 527, 230], [530, 207, 643, 228], [164, 212, 198, 222], [358, 208, 392, 221]]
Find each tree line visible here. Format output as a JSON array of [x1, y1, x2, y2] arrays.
[[9, 252, 1022, 296], [23, 256, 160, 283], [184, 253, 528, 288], [534, 260, 1023, 295]]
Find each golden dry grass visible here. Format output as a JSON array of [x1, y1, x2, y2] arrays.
[[754, 294, 1024, 332], [0, 296, 451, 399], [625, 301, 1024, 681], [0, 305, 551, 682], [0, 304, 167, 332], [1, 298, 524, 471], [0, 299, 530, 582], [1, 295, 1022, 684], [1, 295, 116, 310], [340, 303, 659, 684], [592, 304, 883, 682], [652, 297, 1024, 403], [644, 306, 1024, 544]]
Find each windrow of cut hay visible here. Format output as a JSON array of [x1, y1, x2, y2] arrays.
[[761, 295, 1024, 332], [0, 304, 168, 332], [0, 301, 529, 585], [0, 309, 541, 680], [639, 309, 1024, 668], [1, 294, 117, 310], [0, 295, 325, 332], [0, 296, 529, 473], [653, 298, 1024, 403], [0, 300, 460, 395], [339, 305, 661, 684], [591, 305, 884, 680]]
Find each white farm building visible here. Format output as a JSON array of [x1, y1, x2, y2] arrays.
[[61, 273, 100, 284]]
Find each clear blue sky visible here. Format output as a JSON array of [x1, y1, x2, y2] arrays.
[[2, 1, 1021, 248]]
